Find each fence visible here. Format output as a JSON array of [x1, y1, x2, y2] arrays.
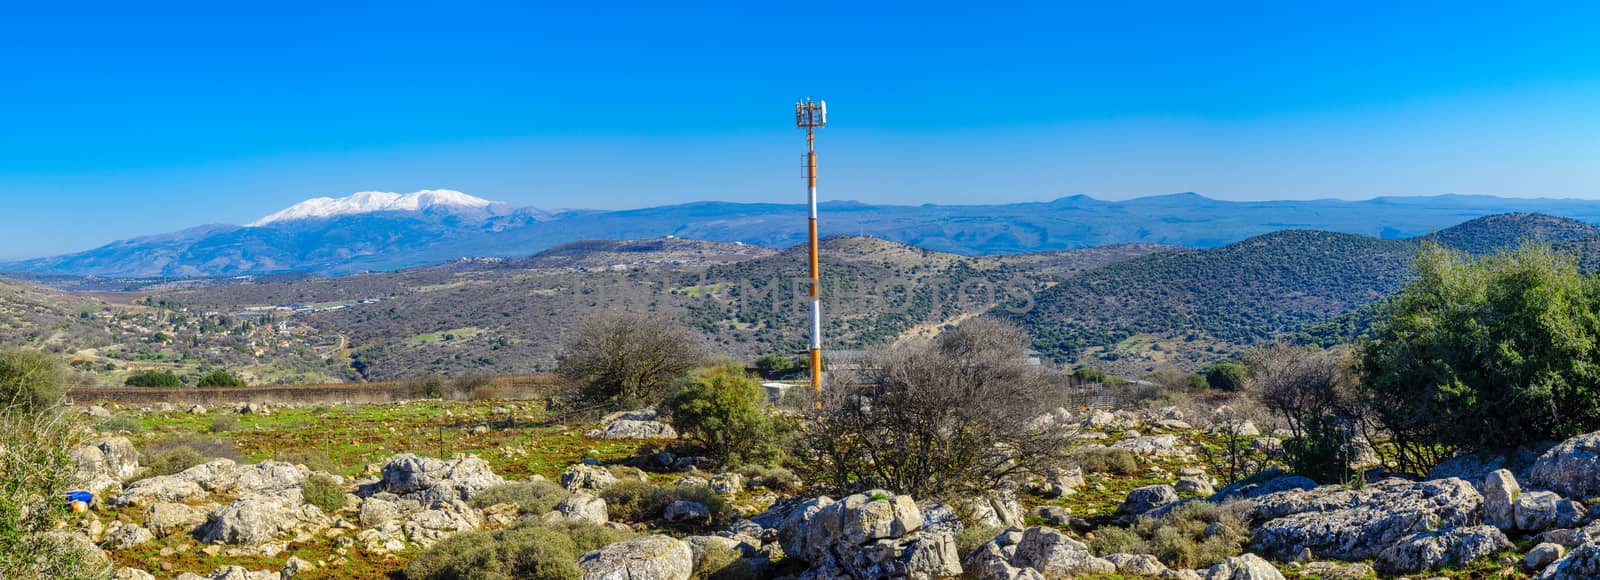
[[66, 374, 561, 406]]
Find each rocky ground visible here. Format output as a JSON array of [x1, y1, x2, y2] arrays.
[[59, 398, 1600, 579]]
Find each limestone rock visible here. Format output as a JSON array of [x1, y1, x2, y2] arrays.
[[1105, 552, 1168, 576], [198, 496, 329, 545], [556, 491, 609, 525], [1203, 553, 1283, 580], [145, 502, 209, 537], [562, 464, 620, 492], [708, 472, 743, 495], [1011, 527, 1114, 576], [377, 454, 502, 504], [1247, 477, 1483, 562], [1484, 469, 1520, 531], [102, 522, 154, 549], [578, 534, 694, 580], [1519, 491, 1563, 532], [597, 419, 679, 440], [1539, 538, 1600, 579], [1118, 485, 1180, 517], [1113, 434, 1188, 458], [1532, 431, 1600, 499], [1177, 476, 1215, 496], [1374, 525, 1511, 574], [1528, 542, 1565, 571]]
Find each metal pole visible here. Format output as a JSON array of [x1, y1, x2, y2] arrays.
[[807, 123, 822, 406]]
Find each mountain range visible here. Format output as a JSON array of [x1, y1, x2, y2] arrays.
[[13, 189, 1600, 277]]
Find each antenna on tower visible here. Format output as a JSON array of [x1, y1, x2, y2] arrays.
[[796, 98, 826, 406]]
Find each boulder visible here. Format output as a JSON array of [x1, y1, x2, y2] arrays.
[[102, 522, 154, 549], [1528, 542, 1566, 571], [1484, 469, 1520, 530], [114, 475, 208, 507], [144, 502, 209, 537], [112, 568, 157, 580], [966, 540, 1046, 580], [1532, 431, 1600, 499], [280, 556, 314, 578], [74, 437, 140, 481], [1374, 524, 1512, 574], [234, 461, 307, 497], [1248, 477, 1483, 562], [1177, 476, 1215, 496], [1010, 527, 1114, 576], [1203, 553, 1283, 580], [578, 535, 694, 580], [1105, 552, 1168, 576], [179, 459, 243, 493], [1082, 410, 1115, 429], [401, 500, 484, 546], [1118, 485, 1180, 517], [556, 491, 609, 525], [377, 454, 503, 503], [708, 472, 742, 495], [1211, 469, 1316, 502], [562, 464, 620, 492], [601, 419, 679, 440], [1539, 538, 1600, 579], [778, 496, 835, 559], [1430, 445, 1551, 490], [198, 496, 329, 545], [1520, 491, 1563, 532], [188, 404, 208, 414]]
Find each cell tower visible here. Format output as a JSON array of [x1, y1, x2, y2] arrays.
[[796, 97, 826, 403]]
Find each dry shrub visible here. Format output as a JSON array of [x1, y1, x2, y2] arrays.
[[1089, 501, 1250, 569], [139, 436, 239, 477], [301, 474, 345, 513], [470, 481, 571, 515], [1071, 447, 1140, 476], [405, 519, 631, 580]]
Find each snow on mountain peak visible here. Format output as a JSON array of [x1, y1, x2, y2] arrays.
[[248, 189, 496, 226]]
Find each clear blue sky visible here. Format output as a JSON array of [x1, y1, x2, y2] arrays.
[[3, 0, 1600, 258]]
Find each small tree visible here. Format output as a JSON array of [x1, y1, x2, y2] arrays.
[[125, 370, 183, 387], [555, 312, 703, 410], [0, 349, 65, 414], [1205, 362, 1247, 391], [196, 370, 246, 387], [666, 361, 784, 465], [1245, 343, 1360, 483], [803, 317, 1076, 497], [1362, 243, 1600, 471]]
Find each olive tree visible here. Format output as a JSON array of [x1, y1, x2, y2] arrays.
[[555, 312, 703, 410], [802, 317, 1076, 498]]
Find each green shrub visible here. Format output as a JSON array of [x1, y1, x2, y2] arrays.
[[123, 368, 181, 387], [209, 414, 239, 433], [0, 403, 105, 577], [1071, 447, 1141, 476], [1361, 242, 1600, 470], [1283, 416, 1360, 485], [470, 481, 571, 515], [556, 312, 703, 409], [954, 525, 1001, 557], [1205, 363, 1247, 391], [277, 449, 339, 473], [0, 348, 66, 414], [667, 483, 729, 522], [405, 520, 633, 580], [94, 415, 146, 433], [605, 465, 649, 483], [598, 480, 669, 523], [301, 474, 346, 513], [665, 361, 785, 465], [1091, 501, 1249, 569], [139, 436, 239, 476], [736, 464, 802, 493], [196, 370, 246, 387]]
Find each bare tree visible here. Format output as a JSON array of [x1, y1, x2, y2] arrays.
[[802, 317, 1076, 498], [554, 312, 703, 410], [1243, 343, 1364, 483]]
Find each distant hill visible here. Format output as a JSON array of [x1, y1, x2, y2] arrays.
[[1419, 213, 1600, 255], [11, 190, 1600, 277]]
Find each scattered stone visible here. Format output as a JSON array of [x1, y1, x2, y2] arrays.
[[1112, 434, 1188, 458], [708, 472, 742, 495], [189, 404, 208, 414], [1010, 527, 1114, 576], [198, 496, 329, 545], [1532, 432, 1600, 500], [665, 500, 711, 525], [1248, 477, 1483, 562], [1105, 552, 1168, 576], [376, 454, 503, 503], [102, 522, 155, 549], [1485, 469, 1520, 530], [1177, 476, 1215, 495], [146, 502, 209, 538], [1538, 537, 1600, 579], [1519, 491, 1563, 532]]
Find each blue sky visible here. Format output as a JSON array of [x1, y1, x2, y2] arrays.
[[3, 0, 1600, 258]]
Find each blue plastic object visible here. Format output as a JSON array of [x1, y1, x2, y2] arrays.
[[66, 491, 93, 504]]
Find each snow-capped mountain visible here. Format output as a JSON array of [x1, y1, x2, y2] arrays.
[[248, 189, 498, 226]]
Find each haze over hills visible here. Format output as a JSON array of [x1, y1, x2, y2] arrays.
[[12, 190, 1600, 277]]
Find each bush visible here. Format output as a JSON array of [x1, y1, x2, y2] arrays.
[[1362, 243, 1600, 471], [0, 404, 108, 578], [94, 415, 146, 433], [1283, 416, 1361, 485], [196, 370, 246, 387], [470, 481, 571, 515], [736, 464, 802, 493], [0, 348, 66, 414], [1090, 501, 1249, 569], [209, 414, 239, 433], [665, 361, 785, 465], [276, 449, 340, 473], [556, 312, 703, 410], [954, 525, 1001, 556], [804, 318, 1078, 497], [598, 480, 669, 523], [1245, 343, 1359, 482], [139, 436, 239, 476], [1204, 363, 1247, 391], [1071, 447, 1140, 476], [405, 520, 632, 580], [124, 370, 182, 387], [301, 474, 345, 513]]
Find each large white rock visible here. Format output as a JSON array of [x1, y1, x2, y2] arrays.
[[1484, 469, 1520, 531], [1532, 432, 1600, 499], [1204, 553, 1284, 580], [378, 454, 503, 504], [555, 491, 609, 525], [578, 535, 694, 580]]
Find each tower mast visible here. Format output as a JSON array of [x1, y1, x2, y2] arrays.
[[796, 98, 827, 404]]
